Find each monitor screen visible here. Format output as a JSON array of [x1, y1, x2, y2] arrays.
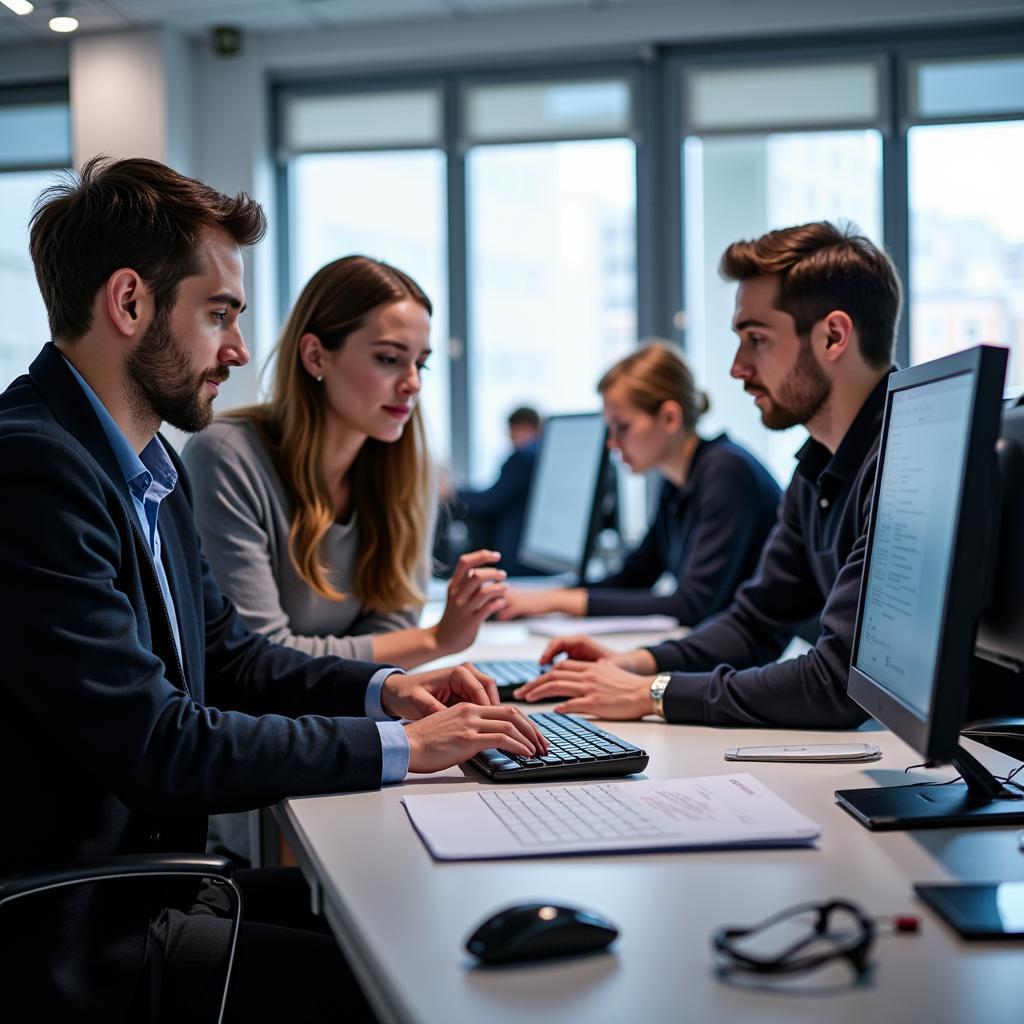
[[838, 345, 1024, 831], [853, 371, 974, 718], [517, 412, 608, 577]]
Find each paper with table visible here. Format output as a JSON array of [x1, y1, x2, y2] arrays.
[[402, 773, 820, 860], [526, 614, 679, 637]]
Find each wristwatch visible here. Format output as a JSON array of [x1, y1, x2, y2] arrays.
[[649, 672, 671, 720]]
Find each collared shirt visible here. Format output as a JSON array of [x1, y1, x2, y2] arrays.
[[62, 357, 409, 781], [63, 357, 186, 667], [647, 370, 895, 729]]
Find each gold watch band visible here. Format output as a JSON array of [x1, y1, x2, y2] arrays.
[[649, 672, 671, 719]]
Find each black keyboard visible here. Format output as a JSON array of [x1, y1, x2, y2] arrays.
[[473, 659, 545, 701], [469, 712, 649, 783]]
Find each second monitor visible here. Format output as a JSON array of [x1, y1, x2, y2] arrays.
[[516, 412, 610, 581]]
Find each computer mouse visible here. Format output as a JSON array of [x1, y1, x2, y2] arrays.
[[465, 902, 619, 964]]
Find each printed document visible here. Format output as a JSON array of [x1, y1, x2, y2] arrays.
[[402, 774, 820, 861]]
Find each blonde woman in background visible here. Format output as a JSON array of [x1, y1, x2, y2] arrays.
[[498, 341, 781, 625]]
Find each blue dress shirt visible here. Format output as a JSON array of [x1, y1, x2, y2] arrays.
[[63, 357, 410, 782]]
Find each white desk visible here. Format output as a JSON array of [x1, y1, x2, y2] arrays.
[[274, 624, 1024, 1024]]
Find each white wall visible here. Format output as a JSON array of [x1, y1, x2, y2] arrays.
[[70, 32, 184, 170]]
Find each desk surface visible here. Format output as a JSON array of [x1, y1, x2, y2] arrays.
[[275, 622, 1024, 1024]]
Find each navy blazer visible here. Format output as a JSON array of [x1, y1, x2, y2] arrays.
[[0, 344, 387, 1020]]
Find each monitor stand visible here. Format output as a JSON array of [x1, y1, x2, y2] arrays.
[[835, 745, 1024, 831]]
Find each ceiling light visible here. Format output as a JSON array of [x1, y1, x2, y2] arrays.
[[0, 1, 35, 16], [49, 2, 77, 32]]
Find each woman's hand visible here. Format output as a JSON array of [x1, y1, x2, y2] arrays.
[[514, 659, 655, 721], [432, 550, 508, 655], [494, 587, 586, 621]]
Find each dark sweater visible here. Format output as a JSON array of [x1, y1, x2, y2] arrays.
[[455, 440, 538, 575], [587, 434, 781, 624], [648, 371, 894, 730]]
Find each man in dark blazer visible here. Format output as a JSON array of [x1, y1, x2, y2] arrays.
[[0, 157, 544, 1022]]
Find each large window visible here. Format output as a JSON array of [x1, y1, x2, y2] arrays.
[[681, 61, 884, 483], [907, 56, 1024, 388], [0, 92, 70, 386], [467, 139, 636, 483], [280, 88, 451, 453], [289, 150, 450, 455], [278, 37, 1024, 486], [280, 73, 639, 483]]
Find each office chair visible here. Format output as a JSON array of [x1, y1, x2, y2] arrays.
[[0, 853, 242, 1024]]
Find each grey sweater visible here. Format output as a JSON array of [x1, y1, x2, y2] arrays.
[[182, 417, 428, 661]]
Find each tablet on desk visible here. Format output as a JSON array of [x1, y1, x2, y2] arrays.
[[915, 882, 1024, 940]]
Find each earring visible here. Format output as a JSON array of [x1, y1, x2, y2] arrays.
[[315, 374, 323, 382]]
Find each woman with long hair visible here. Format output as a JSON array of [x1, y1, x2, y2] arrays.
[[184, 255, 506, 671], [498, 341, 781, 624]]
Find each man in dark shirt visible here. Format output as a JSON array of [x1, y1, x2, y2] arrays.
[[517, 221, 902, 730], [453, 406, 542, 575]]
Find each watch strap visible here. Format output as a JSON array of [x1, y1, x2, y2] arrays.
[[650, 672, 671, 719]]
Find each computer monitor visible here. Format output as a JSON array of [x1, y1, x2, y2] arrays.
[[517, 412, 609, 579], [836, 344, 1024, 830]]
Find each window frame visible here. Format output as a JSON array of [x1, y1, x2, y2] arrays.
[[0, 81, 71, 174], [273, 23, 1024, 477], [274, 62, 644, 480]]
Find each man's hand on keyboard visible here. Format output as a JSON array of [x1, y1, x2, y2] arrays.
[[381, 663, 501, 720], [514, 659, 655, 720], [404, 705, 549, 774]]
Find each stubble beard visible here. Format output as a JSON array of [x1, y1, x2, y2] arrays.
[[125, 308, 226, 434], [757, 340, 831, 431]]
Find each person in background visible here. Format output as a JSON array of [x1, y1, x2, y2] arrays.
[[516, 221, 901, 732], [450, 405, 543, 576], [0, 157, 544, 1021], [184, 255, 508, 672], [497, 342, 780, 624]]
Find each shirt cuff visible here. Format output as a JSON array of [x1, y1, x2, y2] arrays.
[[365, 667, 403, 721], [376, 721, 411, 784], [661, 672, 708, 724]]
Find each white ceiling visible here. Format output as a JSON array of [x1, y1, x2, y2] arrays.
[[0, 0, 1017, 49], [0, 0, 646, 43]]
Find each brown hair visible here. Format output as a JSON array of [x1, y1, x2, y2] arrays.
[[719, 220, 901, 370], [232, 256, 433, 610], [507, 406, 541, 430], [597, 341, 709, 432], [29, 155, 266, 342]]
